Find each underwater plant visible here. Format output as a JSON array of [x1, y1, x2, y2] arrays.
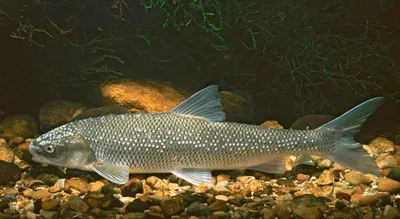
[[1, 0, 398, 116]]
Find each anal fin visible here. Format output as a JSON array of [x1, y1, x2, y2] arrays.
[[92, 161, 129, 185], [247, 155, 290, 174], [171, 169, 212, 187]]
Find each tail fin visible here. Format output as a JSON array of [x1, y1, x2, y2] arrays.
[[317, 97, 385, 176]]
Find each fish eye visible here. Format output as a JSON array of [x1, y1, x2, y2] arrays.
[[44, 145, 55, 154]]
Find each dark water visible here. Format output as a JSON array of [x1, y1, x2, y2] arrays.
[[0, 0, 399, 139]]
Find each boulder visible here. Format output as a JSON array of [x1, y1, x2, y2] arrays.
[[0, 114, 39, 140], [38, 100, 87, 130]]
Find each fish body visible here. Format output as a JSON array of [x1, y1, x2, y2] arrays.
[[29, 85, 384, 186]]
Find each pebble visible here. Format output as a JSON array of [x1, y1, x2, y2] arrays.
[[186, 201, 212, 216], [36, 174, 60, 186], [237, 176, 255, 184], [383, 205, 400, 218], [18, 142, 30, 151], [273, 200, 291, 219], [368, 137, 395, 156], [261, 208, 275, 219], [168, 183, 179, 191], [291, 194, 328, 215], [248, 180, 265, 193], [294, 154, 316, 166], [0, 143, 14, 163], [293, 206, 322, 219], [125, 199, 150, 213], [64, 177, 89, 195], [315, 170, 334, 185], [40, 209, 60, 219], [47, 186, 60, 193], [27, 180, 46, 189], [23, 189, 33, 197], [313, 186, 333, 197], [376, 155, 398, 169], [8, 136, 25, 147], [335, 192, 351, 201], [31, 190, 51, 200], [358, 192, 391, 206], [386, 167, 400, 181], [144, 211, 165, 219], [89, 181, 105, 193], [296, 173, 310, 182], [208, 200, 228, 212], [146, 176, 167, 190], [211, 185, 231, 195], [122, 178, 143, 197], [317, 159, 333, 169], [377, 178, 400, 193], [160, 196, 184, 217], [100, 184, 116, 195], [260, 120, 283, 129], [13, 156, 30, 170], [123, 212, 145, 219], [23, 202, 35, 213], [41, 198, 60, 210], [215, 195, 229, 202], [84, 193, 103, 208], [63, 196, 89, 214], [212, 211, 229, 219], [149, 205, 163, 214], [25, 211, 36, 219], [53, 179, 66, 189], [344, 172, 372, 185], [216, 174, 230, 184], [102, 194, 124, 210]]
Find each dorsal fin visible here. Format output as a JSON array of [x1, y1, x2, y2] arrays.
[[171, 85, 226, 122]]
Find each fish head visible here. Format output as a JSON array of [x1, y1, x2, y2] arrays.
[[29, 124, 94, 169]]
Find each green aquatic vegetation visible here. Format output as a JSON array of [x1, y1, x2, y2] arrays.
[[270, 22, 400, 114], [1, 0, 129, 87], [1, 0, 398, 117]]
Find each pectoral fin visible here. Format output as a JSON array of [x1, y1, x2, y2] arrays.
[[171, 169, 212, 187], [247, 155, 290, 174], [92, 161, 129, 184]]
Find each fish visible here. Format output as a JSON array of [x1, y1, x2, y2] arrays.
[[29, 85, 385, 186]]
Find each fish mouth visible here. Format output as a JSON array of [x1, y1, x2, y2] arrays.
[[28, 143, 50, 164]]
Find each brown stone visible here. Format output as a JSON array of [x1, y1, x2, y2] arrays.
[[377, 178, 400, 193], [216, 174, 230, 184], [368, 137, 395, 156], [315, 170, 334, 185], [358, 192, 390, 206], [65, 177, 89, 195], [31, 189, 51, 200], [41, 198, 60, 210], [344, 172, 372, 186], [89, 181, 105, 193], [260, 121, 283, 129], [99, 80, 187, 113]]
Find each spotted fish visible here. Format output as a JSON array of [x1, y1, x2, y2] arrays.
[[28, 85, 384, 186]]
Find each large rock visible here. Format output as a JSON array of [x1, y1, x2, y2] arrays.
[[291, 114, 334, 130], [291, 194, 328, 219], [0, 161, 23, 185], [38, 100, 87, 130], [98, 80, 187, 113], [70, 105, 129, 122], [97, 80, 254, 122], [219, 90, 253, 123], [0, 114, 39, 140]]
